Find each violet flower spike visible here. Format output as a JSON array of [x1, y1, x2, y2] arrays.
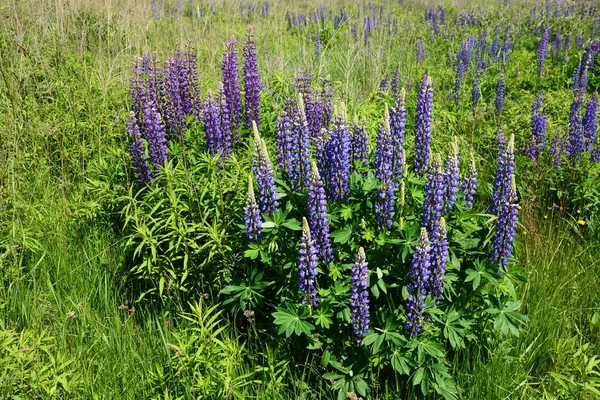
[[298, 217, 319, 307], [405, 228, 432, 337], [244, 175, 262, 242], [350, 247, 370, 342]]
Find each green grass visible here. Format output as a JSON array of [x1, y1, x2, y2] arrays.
[[1, 0, 599, 398]]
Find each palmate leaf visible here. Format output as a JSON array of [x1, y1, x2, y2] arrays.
[[272, 305, 315, 337], [486, 300, 528, 336]]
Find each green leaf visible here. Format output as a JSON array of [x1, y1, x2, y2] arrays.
[[331, 227, 352, 244]]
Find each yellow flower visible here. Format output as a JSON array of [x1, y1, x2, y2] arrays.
[[522, 231, 527, 235], [577, 209, 582, 214], [544, 215, 548, 219], [577, 219, 585, 226], [518, 205, 522, 210]]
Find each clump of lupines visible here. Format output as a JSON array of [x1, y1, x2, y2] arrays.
[[244, 175, 262, 242], [490, 175, 519, 274], [405, 228, 432, 336], [583, 92, 598, 151], [390, 89, 407, 182], [252, 122, 279, 216], [462, 153, 478, 209], [298, 217, 319, 307], [350, 115, 369, 170], [526, 93, 547, 160], [537, 27, 550, 79], [143, 102, 169, 169], [443, 140, 460, 214], [222, 38, 242, 132], [491, 131, 515, 215], [422, 154, 445, 234], [414, 74, 434, 175], [243, 26, 261, 130], [566, 94, 584, 160], [350, 247, 370, 342], [324, 105, 351, 200], [127, 111, 152, 184], [428, 217, 449, 303], [307, 162, 333, 263], [495, 74, 505, 114]]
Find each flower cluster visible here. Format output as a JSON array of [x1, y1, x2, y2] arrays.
[[422, 154, 445, 234], [526, 93, 547, 160], [443, 141, 460, 214], [405, 228, 432, 337], [298, 217, 319, 307], [390, 89, 407, 182], [537, 26, 550, 79], [491, 131, 514, 215], [566, 94, 584, 160], [350, 115, 369, 171], [490, 176, 519, 274], [243, 26, 261, 130], [350, 247, 370, 341], [375, 107, 395, 230], [428, 218, 449, 303], [252, 122, 279, 216], [244, 175, 262, 242], [127, 111, 152, 184], [307, 162, 333, 263], [414, 74, 434, 175], [583, 91, 598, 151], [324, 106, 351, 200], [495, 74, 505, 114]]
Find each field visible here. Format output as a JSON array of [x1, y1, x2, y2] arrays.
[[1, 0, 600, 398]]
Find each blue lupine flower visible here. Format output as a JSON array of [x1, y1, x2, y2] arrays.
[[289, 94, 311, 189], [491, 131, 514, 215], [350, 247, 370, 342], [414, 74, 433, 175], [315, 30, 322, 61], [275, 96, 295, 174], [324, 106, 351, 200], [526, 93, 547, 160], [127, 111, 152, 184], [244, 175, 262, 242], [495, 74, 505, 114], [222, 37, 242, 131], [307, 162, 333, 263], [351, 115, 370, 170], [583, 91, 598, 151], [428, 217, 448, 303], [252, 122, 279, 216], [443, 140, 460, 214], [567, 94, 584, 160], [490, 175, 519, 274], [405, 228, 432, 337], [298, 217, 319, 307], [143, 102, 169, 169], [453, 62, 465, 103], [537, 27, 550, 79], [390, 89, 407, 183], [243, 26, 261, 130], [422, 153, 445, 234], [203, 91, 223, 156]]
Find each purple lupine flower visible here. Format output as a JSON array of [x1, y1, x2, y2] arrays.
[[351, 115, 370, 170], [491, 131, 514, 215], [217, 86, 233, 157], [443, 141, 460, 214], [422, 153, 445, 234], [567, 94, 584, 160], [243, 26, 261, 130], [495, 74, 505, 113], [244, 175, 262, 241], [315, 30, 322, 61], [375, 108, 395, 230], [576, 34, 583, 49], [203, 91, 223, 156], [350, 247, 370, 342], [489, 37, 500, 62], [538, 27, 550, 79], [298, 217, 319, 307], [571, 62, 582, 94], [490, 175, 519, 274], [550, 133, 563, 168], [526, 92, 547, 160], [405, 228, 432, 337], [320, 79, 333, 127], [324, 106, 351, 200], [391, 65, 400, 96], [307, 162, 333, 263], [414, 74, 434, 175], [584, 91, 598, 151], [453, 62, 465, 103], [428, 217, 448, 303], [390, 89, 407, 182], [462, 153, 478, 209], [564, 34, 572, 55], [472, 71, 481, 107], [579, 65, 589, 94], [184, 42, 202, 120], [130, 60, 147, 128], [288, 94, 311, 189], [143, 102, 169, 168], [275, 96, 295, 175], [127, 111, 152, 184], [222, 38, 242, 132], [147, 54, 167, 122], [252, 122, 279, 215], [379, 75, 389, 92], [163, 57, 186, 138], [416, 40, 426, 62], [351, 22, 358, 41]]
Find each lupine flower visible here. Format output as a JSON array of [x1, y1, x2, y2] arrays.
[[222, 38, 242, 132], [127, 111, 152, 184], [583, 92, 598, 151], [491, 131, 514, 215], [379, 75, 389, 92], [428, 217, 448, 303], [526, 93, 547, 160], [163, 56, 187, 138], [203, 91, 223, 156], [275, 96, 295, 174], [216, 86, 233, 157], [537, 27, 550, 79], [375, 107, 395, 230], [472, 71, 481, 107], [390, 89, 407, 182], [324, 105, 351, 200], [252, 122, 279, 215], [567, 94, 584, 160], [550, 133, 563, 167], [307, 162, 333, 263], [243, 26, 261, 130], [414, 74, 434, 175], [351, 115, 369, 170], [298, 217, 319, 307], [315, 30, 322, 61], [462, 153, 478, 209], [495, 74, 505, 113], [422, 153, 445, 234], [143, 102, 169, 168], [244, 175, 262, 241], [350, 247, 370, 342], [490, 175, 519, 274], [130, 60, 147, 128], [320, 79, 333, 127], [453, 62, 465, 103], [391, 65, 400, 96], [416, 40, 426, 62], [289, 94, 312, 189], [183, 42, 202, 120], [405, 228, 432, 337], [443, 140, 460, 214]]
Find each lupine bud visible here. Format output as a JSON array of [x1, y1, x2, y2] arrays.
[[462, 153, 478, 209], [428, 217, 449, 303], [244, 175, 262, 241], [243, 26, 261, 130], [127, 111, 152, 184], [315, 30, 322, 61], [391, 65, 400, 96], [472, 71, 481, 107], [405, 228, 431, 336], [289, 94, 311, 189], [414, 74, 434, 175], [416, 40, 426, 62], [350, 247, 370, 342], [453, 62, 465, 103], [307, 162, 333, 263], [298, 217, 319, 307], [399, 180, 406, 207]]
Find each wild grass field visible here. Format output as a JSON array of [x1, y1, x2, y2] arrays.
[[1, 0, 599, 399]]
